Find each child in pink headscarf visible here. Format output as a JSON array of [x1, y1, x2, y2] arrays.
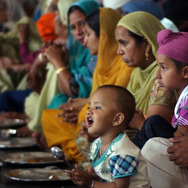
[[132, 29, 188, 148], [156, 29, 188, 136], [141, 29, 188, 187]]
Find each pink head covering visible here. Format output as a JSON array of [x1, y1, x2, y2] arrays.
[[157, 29, 188, 64]]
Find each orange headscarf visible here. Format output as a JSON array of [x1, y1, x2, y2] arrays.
[[36, 12, 58, 42]]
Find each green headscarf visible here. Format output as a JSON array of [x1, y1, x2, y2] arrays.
[[47, 0, 100, 109], [0, 16, 43, 91], [117, 11, 164, 57], [117, 11, 165, 114], [68, 0, 100, 16]]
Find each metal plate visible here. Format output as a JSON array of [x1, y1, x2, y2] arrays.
[[4, 167, 71, 182], [0, 137, 36, 149], [0, 119, 26, 129], [1, 151, 64, 165]]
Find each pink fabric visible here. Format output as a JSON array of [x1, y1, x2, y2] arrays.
[[157, 29, 188, 64], [20, 43, 40, 64]]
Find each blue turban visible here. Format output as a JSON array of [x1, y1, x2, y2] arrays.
[[122, 0, 164, 20]]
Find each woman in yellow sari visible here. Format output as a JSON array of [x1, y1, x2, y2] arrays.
[[41, 7, 133, 162]]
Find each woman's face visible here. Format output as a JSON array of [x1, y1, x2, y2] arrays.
[[115, 26, 147, 68], [69, 9, 86, 45], [84, 23, 99, 55]]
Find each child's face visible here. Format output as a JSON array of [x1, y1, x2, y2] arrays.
[[156, 53, 184, 91], [85, 88, 118, 137]]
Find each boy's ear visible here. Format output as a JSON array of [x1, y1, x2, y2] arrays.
[[183, 66, 188, 79], [112, 113, 124, 126]]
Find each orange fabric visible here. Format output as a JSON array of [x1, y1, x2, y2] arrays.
[[42, 109, 83, 162], [36, 12, 58, 42]]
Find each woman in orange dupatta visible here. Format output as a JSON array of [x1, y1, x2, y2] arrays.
[[41, 7, 133, 162]]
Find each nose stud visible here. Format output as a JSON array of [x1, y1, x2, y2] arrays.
[[119, 50, 123, 54]]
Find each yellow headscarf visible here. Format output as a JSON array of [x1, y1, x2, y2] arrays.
[[117, 11, 165, 114], [117, 11, 164, 57], [91, 7, 133, 92], [78, 7, 134, 129]]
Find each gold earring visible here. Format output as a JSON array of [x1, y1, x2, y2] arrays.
[[145, 52, 149, 61]]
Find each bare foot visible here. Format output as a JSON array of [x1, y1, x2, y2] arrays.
[[17, 125, 33, 137], [32, 132, 49, 151]]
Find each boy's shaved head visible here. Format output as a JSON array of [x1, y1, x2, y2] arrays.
[[98, 85, 136, 125]]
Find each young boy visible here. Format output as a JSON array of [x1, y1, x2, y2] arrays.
[[68, 85, 150, 188]]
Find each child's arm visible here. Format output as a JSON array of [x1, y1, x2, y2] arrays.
[[68, 164, 130, 188], [69, 170, 130, 188], [67, 164, 96, 187]]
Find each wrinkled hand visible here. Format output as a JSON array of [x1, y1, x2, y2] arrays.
[[128, 109, 145, 131], [174, 125, 188, 137], [39, 42, 54, 63], [0, 57, 28, 73], [32, 132, 48, 150], [26, 59, 47, 94], [6, 63, 31, 72], [0, 57, 19, 70], [17, 125, 33, 137], [168, 133, 188, 168], [43, 43, 68, 67], [57, 98, 88, 123], [17, 24, 29, 43]]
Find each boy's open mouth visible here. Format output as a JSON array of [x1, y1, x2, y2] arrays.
[[87, 117, 93, 126]]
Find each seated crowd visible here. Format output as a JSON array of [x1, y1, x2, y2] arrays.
[[0, 0, 188, 187]]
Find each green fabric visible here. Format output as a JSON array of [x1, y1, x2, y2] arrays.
[[0, 16, 42, 60], [47, 0, 100, 109], [0, 16, 43, 91], [117, 11, 164, 57], [127, 62, 158, 114], [71, 0, 100, 15], [0, 69, 14, 92], [26, 63, 59, 131], [118, 11, 165, 114]]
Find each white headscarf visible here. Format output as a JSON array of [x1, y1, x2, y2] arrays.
[[57, 0, 76, 25], [160, 17, 179, 32], [103, 0, 131, 10]]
